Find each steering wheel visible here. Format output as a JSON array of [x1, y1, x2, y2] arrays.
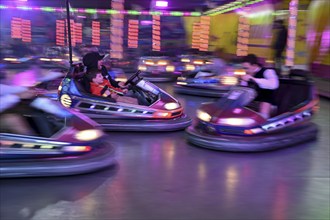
[[124, 70, 141, 86]]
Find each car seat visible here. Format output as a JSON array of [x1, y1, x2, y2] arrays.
[[273, 69, 314, 115]]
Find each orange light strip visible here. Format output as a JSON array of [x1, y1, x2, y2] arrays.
[[192, 22, 200, 49], [199, 16, 210, 51], [11, 17, 22, 39], [285, 0, 298, 67], [21, 19, 31, 42], [56, 20, 65, 46], [236, 9, 250, 56], [92, 21, 100, 46], [128, 19, 139, 48], [75, 22, 82, 44], [69, 20, 76, 46], [152, 15, 161, 51], [110, 0, 124, 59]]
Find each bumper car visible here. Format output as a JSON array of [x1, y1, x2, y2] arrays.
[[37, 46, 80, 70], [176, 54, 214, 77], [2, 56, 37, 69], [0, 98, 116, 178], [57, 64, 192, 131], [1, 44, 38, 69], [174, 67, 245, 97], [137, 56, 179, 82], [186, 70, 319, 152]]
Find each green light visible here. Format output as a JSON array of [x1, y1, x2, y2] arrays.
[[170, 12, 183, 16], [41, 7, 55, 12], [0, 5, 199, 17], [128, 10, 140, 15], [106, 9, 118, 14], [85, 9, 97, 14], [17, 6, 32, 10], [191, 12, 202, 16], [150, 11, 161, 16]]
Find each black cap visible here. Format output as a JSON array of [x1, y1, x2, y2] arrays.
[[242, 54, 260, 66], [82, 52, 105, 70]]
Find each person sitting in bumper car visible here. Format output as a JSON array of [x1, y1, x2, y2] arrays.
[[83, 52, 126, 90], [240, 54, 279, 119], [87, 69, 138, 105]]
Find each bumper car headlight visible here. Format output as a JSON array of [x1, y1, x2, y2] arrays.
[[164, 102, 180, 110], [75, 129, 104, 141], [158, 60, 168, 65], [145, 60, 154, 65], [40, 58, 51, 61], [60, 94, 72, 108], [234, 69, 246, 76], [181, 58, 190, 62], [51, 58, 63, 62], [185, 64, 195, 71], [138, 65, 147, 71], [166, 65, 175, 72], [4, 58, 18, 62], [218, 118, 256, 126], [220, 76, 238, 85], [193, 60, 204, 65], [197, 110, 212, 122]]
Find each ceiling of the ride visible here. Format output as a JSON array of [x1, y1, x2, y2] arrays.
[[2, 0, 237, 12]]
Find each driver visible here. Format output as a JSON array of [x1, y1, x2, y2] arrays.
[[240, 54, 279, 119], [87, 69, 138, 105], [82, 52, 127, 90]]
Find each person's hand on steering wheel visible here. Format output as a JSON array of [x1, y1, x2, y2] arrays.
[[241, 74, 253, 82], [118, 81, 130, 89]]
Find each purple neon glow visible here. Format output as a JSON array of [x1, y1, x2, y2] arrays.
[[140, 20, 153, 25], [156, 1, 168, 7]]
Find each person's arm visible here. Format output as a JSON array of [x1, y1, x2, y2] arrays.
[[252, 69, 279, 90], [101, 66, 120, 88], [0, 94, 20, 112]]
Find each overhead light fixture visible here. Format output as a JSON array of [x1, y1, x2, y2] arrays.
[[155, 1, 168, 7]]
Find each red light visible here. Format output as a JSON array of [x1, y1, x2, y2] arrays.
[[56, 20, 65, 46], [92, 21, 100, 46]]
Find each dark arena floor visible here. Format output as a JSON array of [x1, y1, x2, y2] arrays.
[[1, 82, 329, 220]]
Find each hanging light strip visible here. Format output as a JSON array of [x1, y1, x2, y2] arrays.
[[92, 21, 100, 46], [152, 15, 161, 51], [128, 19, 139, 48], [191, 22, 200, 49], [204, 0, 264, 16], [56, 19, 65, 46], [69, 19, 76, 46], [75, 23, 82, 43], [236, 9, 250, 56], [21, 19, 31, 42], [285, 0, 298, 67], [0, 5, 201, 16], [110, 0, 124, 59], [199, 16, 210, 51], [11, 17, 22, 39]]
